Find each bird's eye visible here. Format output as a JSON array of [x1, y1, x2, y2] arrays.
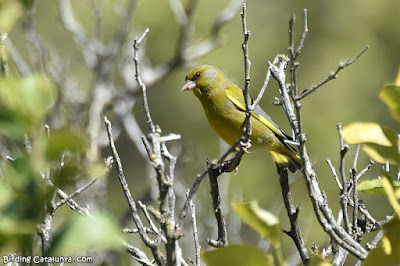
[[195, 72, 201, 78]]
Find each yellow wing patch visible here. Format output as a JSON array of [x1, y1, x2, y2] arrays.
[[226, 94, 283, 138]]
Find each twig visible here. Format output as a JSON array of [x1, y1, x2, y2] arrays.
[[133, 29, 155, 133], [351, 144, 361, 238], [138, 201, 167, 244], [92, 0, 103, 41], [288, 10, 308, 103], [0, 33, 9, 78], [189, 199, 201, 266], [177, 137, 244, 228], [337, 124, 351, 234], [4, 37, 30, 76], [278, 168, 310, 263], [327, 158, 342, 190], [177, 3, 254, 230], [207, 168, 228, 248], [45, 179, 90, 216], [285, 11, 369, 260], [241, 3, 252, 141], [365, 230, 384, 251], [54, 178, 97, 209], [355, 159, 375, 182], [296, 46, 369, 100], [124, 242, 154, 266], [133, 28, 184, 265], [104, 117, 164, 265]]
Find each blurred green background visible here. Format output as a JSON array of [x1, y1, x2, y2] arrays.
[[4, 0, 400, 263]]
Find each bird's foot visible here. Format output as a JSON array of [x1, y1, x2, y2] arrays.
[[239, 140, 252, 153], [218, 159, 239, 174]]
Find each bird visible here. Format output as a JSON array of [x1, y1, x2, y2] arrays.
[[181, 65, 302, 173]]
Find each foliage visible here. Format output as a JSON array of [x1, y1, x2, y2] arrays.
[[342, 69, 400, 265], [202, 244, 272, 266]]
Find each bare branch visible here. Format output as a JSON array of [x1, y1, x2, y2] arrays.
[[296, 46, 369, 100], [337, 123, 351, 234], [124, 242, 154, 266], [189, 200, 201, 266], [133, 29, 155, 133], [54, 178, 97, 210], [0, 33, 10, 78], [207, 169, 228, 248], [284, 12, 369, 259], [278, 168, 310, 263], [241, 3, 253, 141], [104, 117, 164, 265], [327, 158, 342, 190]]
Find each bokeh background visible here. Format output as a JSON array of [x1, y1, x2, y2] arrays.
[[4, 0, 400, 264]]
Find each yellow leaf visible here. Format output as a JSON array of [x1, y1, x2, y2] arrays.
[[382, 236, 392, 255], [232, 201, 280, 245], [362, 145, 388, 164], [382, 175, 400, 218], [395, 67, 400, 86], [342, 122, 392, 146], [380, 83, 400, 123]]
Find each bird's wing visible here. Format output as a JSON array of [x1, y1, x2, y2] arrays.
[[225, 91, 293, 142]]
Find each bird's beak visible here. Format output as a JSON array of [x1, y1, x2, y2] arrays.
[[181, 79, 196, 92]]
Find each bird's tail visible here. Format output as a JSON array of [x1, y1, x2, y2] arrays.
[[269, 150, 302, 173]]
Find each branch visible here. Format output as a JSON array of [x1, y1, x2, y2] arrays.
[[104, 117, 164, 265], [337, 123, 351, 234], [283, 12, 369, 260], [278, 168, 310, 263], [207, 168, 228, 247], [189, 199, 201, 266], [133, 28, 184, 265], [296, 46, 369, 100], [133, 28, 155, 133], [0, 33, 9, 78]]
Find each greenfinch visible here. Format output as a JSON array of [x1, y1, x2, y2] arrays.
[[181, 65, 302, 173]]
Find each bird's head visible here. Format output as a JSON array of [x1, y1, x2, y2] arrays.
[[181, 65, 224, 98]]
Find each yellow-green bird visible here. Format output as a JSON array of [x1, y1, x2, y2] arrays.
[[181, 65, 302, 173]]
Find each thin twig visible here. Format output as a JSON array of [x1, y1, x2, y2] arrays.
[[351, 144, 361, 238], [326, 159, 343, 190], [104, 117, 164, 265], [54, 178, 97, 209], [138, 201, 167, 244], [278, 168, 310, 263], [241, 3, 253, 141], [285, 11, 369, 260], [133, 29, 155, 133], [0, 33, 9, 78], [124, 242, 154, 266], [296, 46, 369, 100], [189, 200, 201, 266], [207, 169, 228, 248], [337, 124, 351, 234]]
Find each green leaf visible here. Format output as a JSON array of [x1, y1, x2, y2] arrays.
[[232, 201, 280, 245], [380, 67, 400, 123], [309, 253, 332, 266], [342, 122, 392, 146], [202, 245, 272, 266], [357, 179, 399, 194], [45, 128, 88, 161], [365, 218, 400, 266], [380, 85, 400, 123], [0, 74, 56, 139], [50, 212, 124, 256]]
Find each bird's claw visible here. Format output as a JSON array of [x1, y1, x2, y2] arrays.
[[239, 140, 251, 153], [233, 167, 239, 176]]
